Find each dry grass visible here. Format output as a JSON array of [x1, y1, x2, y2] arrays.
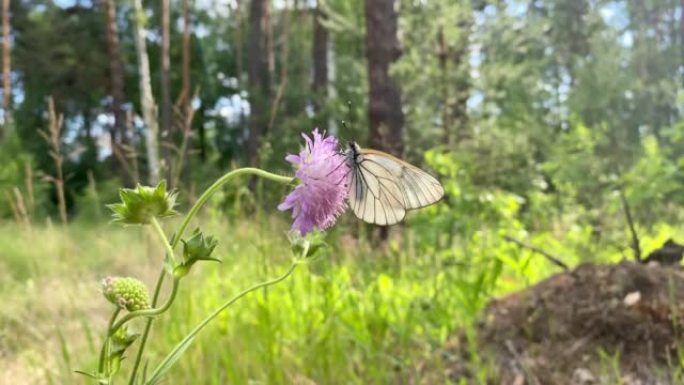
[[0, 222, 162, 384]]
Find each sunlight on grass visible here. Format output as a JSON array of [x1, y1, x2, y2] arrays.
[[0, 213, 675, 384]]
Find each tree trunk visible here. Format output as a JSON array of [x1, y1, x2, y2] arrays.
[[446, 14, 472, 145], [265, 0, 274, 82], [132, 0, 160, 184], [175, 0, 192, 177], [267, 0, 292, 132], [1, 0, 10, 138], [160, 0, 172, 175], [246, 0, 269, 167], [234, 0, 243, 83], [681, 0, 684, 88], [437, 27, 449, 144], [365, 0, 404, 158], [181, 0, 191, 114], [312, 0, 327, 116], [103, 0, 127, 146]]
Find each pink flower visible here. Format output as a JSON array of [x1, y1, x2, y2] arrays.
[[278, 129, 350, 235]]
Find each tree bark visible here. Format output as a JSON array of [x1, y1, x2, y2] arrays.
[[365, 0, 404, 157], [264, 0, 274, 82], [681, 0, 684, 88], [103, 0, 127, 146], [160, 0, 172, 175], [180, 0, 191, 155], [443, 13, 472, 146], [132, 0, 160, 184], [312, 0, 327, 114], [1, 0, 9, 136], [246, 0, 269, 167], [234, 0, 243, 83], [267, 0, 291, 132], [181, 0, 191, 114], [437, 27, 449, 144]]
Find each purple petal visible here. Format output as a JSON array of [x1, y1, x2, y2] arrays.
[[278, 129, 350, 235]]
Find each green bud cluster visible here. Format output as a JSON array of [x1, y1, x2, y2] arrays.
[[109, 325, 140, 375], [175, 229, 220, 278], [108, 180, 178, 225], [288, 230, 327, 259], [101, 277, 150, 312]]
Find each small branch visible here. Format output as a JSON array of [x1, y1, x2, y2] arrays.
[[4, 190, 20, 223], [40, 97, 67, 225], [24, 160, 34, 216], [12, 187, 29, 226], [111, 143, 138, 186], [267, 0, 291, 132], [619, 189, 641, 262], [503, 235, 569, 271]]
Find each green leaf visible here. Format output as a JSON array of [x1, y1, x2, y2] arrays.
[[145, 335, 196, 385], [74, 370, 99, 380]]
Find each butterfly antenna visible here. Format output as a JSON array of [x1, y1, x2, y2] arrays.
[[338, 120, 351, 155], [339, 101, 355, 145], [341, 119, 349, 133], [347, 100, 354, 131]]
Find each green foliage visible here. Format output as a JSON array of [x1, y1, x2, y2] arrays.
[[0, 131, 31, 217], [2, 209, 684, 383]]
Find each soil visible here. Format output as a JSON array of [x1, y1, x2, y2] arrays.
[[430, 262, 684, 385]]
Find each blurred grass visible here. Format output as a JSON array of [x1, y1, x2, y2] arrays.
[[0, 213, 677, 384]]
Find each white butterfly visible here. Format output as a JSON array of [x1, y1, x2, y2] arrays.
[[344, 141, 444, 225]]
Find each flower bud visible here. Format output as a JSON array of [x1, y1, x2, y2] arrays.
[[107, 180, 178, 225], [175, 229, 220, 278], [288, 230, 327, 259], [101, 276, 150, 312]]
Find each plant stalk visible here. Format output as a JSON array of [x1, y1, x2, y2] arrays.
[[98, 308, 122, 375], [147, 262, 300, 382], [127, 168, 292, 385]]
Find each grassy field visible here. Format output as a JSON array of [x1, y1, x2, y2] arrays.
[[1, 209, 673, 384]]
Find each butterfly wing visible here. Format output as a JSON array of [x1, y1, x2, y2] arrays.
[[362, 151, 444, 209], [348, 147, 444, 225], [348, 156, 407, 225]]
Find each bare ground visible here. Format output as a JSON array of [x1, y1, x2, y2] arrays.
[[429, 262, 684, 385]]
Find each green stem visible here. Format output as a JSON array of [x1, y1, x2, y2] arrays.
[[172, 168, 293, 248], [147, 262, 300, 383], [127, 168, 292, 385], [98, 308, 121, 374], [127, 269, 165, 385], [127, 217, 177, 385], [110, 278, 180, 334], [151, 217, 176, 265]]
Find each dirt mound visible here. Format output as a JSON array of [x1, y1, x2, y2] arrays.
[[436, 262, 684, 385]]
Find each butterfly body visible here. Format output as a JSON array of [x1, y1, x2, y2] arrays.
[[345, 141, 444, 226]]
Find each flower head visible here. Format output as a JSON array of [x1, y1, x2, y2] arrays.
[[101, 276, 150, 312], [278, 129, 349, 234], [107, 180, 178, 225]]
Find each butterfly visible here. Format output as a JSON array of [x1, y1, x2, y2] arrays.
[[343, 141, 444, 225]]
